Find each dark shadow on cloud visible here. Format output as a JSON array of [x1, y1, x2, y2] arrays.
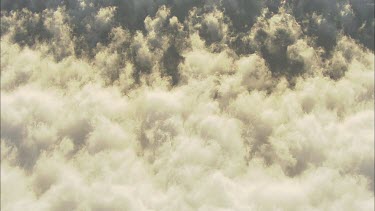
[[287, 0, 374, 52], [162, 45, 184, 85], [220, 0, 263, 32], [1, 0, 373, 85]]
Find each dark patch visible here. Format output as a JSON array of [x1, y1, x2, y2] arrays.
[[162, 45, 184, 85]]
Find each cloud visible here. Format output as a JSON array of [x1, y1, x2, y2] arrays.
[[1, 1, 374, 211]]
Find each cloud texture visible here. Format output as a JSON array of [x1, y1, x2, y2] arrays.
[[1, 1, 374, 210]]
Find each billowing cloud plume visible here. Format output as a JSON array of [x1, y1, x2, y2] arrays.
[[1, 0, 374, 210]]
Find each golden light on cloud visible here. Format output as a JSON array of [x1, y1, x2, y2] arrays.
[[1, 1, 374, 210]]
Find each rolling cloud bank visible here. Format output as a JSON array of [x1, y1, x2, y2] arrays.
[[1, 0, 374, 210]]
